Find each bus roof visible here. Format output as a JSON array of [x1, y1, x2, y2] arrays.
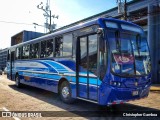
[[9, 17, 141, 50]]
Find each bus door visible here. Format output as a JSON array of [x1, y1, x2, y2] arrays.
[[10, 51, 15, 80], [76, 34, 98, 101]]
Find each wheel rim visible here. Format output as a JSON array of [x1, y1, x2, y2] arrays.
[[62, 86, 69, 98]]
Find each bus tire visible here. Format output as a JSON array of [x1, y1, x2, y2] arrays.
[[60, 81, 75, 104], [15, 74, 22, 88]]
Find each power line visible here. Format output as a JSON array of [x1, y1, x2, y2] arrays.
[[0, 20, 33, 26]]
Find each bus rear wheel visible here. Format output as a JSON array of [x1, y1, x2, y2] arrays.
[[15, 74, 22, 88], [60, 81, 74, 104]]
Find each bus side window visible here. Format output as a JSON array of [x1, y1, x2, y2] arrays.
[[46, 39, 53, 58], [30, 43, 39, 59], [22, 45, 30, 59], [30, 44, 34, 59], [55, 37, 63, 57], [35, 43, 39, 58], [54, 34, 73, 57], [16, 47, 21, 59], [63, 34, 73, 56], [40, 41, 47, 58], [88, 34, 98, 75]]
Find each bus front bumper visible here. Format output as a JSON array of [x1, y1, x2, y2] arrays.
[[98, 84, 151, 105]]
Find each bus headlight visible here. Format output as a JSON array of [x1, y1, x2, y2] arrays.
[[110, 81, 121, 87], [117, 82, 121, 87]]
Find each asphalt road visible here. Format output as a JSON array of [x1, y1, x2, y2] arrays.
[[0, 74, 160, 120]]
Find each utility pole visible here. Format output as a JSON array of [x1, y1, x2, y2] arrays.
[[37, 0, 59, 33], [124, 0, 127, 20], [117, 0, 127, 20]]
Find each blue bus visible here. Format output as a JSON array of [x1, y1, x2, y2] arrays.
[[7, 18, 151, 105]]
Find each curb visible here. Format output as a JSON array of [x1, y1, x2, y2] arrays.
[[150, 86, 160, 91]]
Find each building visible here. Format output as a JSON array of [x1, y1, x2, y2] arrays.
[[11, 30, 44, 46], [0, 48, 8, 70], [54, 0, 160, 83], [0, 31, 44, 70]]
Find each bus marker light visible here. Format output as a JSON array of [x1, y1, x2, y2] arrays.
[[112, 102, 117, 105], [120, 101, 124, 104]]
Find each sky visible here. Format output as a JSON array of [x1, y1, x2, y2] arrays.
[[0, 0, 117, 49]]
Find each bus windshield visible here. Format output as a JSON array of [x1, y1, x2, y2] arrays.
[[108, 30, 151, 76]]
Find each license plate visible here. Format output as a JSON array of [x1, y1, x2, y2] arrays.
[[132, 91, 138, 96]]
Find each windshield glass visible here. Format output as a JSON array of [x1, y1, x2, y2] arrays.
[[108, 30, 151, 76]]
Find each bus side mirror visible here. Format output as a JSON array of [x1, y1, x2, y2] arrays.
[[97, 28, 105, 52], [97, 28, 104, 36]]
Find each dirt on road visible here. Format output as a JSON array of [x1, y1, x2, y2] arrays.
[[0, 75, 159, 120]]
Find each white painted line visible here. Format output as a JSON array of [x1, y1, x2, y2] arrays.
[[2, 107, 21, 120], [2, 107, 9, 111]]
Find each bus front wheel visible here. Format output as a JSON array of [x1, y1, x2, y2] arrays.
[[60, 81, 74, 104]]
